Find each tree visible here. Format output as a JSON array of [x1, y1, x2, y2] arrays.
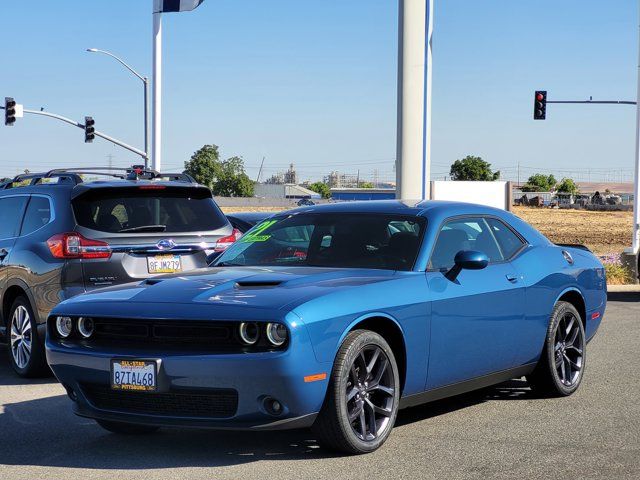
[[308, 182, 331, 199], [184, 145, 254, 197], [184, 145, 221, 189], [556, 178, 579, 195], [521, 173, 556, 192], [212, 156, 254, 197], [360, 181, 374, 189], [449, 156, 500, 181]]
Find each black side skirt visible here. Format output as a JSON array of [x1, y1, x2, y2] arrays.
[[399, 362, 537, 410]]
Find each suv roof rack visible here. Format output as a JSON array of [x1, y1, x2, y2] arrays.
[[1, 166, 197, 189]]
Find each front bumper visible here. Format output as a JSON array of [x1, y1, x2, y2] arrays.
[[46, 340, 330, 431]]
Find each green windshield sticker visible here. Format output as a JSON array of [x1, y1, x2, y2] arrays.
[[241, 219, 278, 243]]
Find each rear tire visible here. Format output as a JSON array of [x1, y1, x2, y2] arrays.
[[527, 301, 586, 397], [96, 419, 160, 435], [7, 296, 49, 378], [313, 330, 400, 454]]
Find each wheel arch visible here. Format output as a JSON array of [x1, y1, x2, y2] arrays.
[[2, 281, 38, 327], [342, 314, 407, 394], [555, 288, 587, 330]]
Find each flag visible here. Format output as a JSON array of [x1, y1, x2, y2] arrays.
[[160, 0, 205, 13]]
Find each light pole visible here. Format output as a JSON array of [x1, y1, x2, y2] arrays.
[[86, 48, 150, 169]]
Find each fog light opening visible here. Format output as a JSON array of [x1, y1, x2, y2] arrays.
[[263, 397, 284, 416], [64, 385, 78, 402]]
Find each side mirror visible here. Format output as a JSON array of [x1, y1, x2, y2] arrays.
[[445, 250, 489, 282]]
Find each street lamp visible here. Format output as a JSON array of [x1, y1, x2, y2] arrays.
[[86, 48, 150, 169]]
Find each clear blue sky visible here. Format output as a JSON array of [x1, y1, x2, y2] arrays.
[[0, 0, 638, 184]]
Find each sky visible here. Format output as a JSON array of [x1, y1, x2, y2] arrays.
[[0, 0, 638, 185]]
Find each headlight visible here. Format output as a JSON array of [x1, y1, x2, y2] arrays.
[[239, 322, 259, 345], [56, 316, 74, 338], [78, 317, 94, 338], [265, 323, 288, 346]]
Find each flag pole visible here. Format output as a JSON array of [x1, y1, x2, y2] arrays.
[[152, 0, 162, 172]]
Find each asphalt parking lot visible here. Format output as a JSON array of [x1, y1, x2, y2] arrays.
[[0, 295, 638, 480]]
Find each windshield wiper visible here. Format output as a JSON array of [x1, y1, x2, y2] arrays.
[[119, 225, 167, 233], [215, 261, 245, 267]]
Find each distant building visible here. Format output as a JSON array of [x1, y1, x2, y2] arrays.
[[254, 183, 321, 199]]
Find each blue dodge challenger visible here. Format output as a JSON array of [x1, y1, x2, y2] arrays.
[[46, 200, 606, 454]]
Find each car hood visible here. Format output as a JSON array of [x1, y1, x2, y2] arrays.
[[61, 266, 400, 312]]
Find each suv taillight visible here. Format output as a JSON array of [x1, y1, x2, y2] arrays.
[[214, 228, 242, 253], [47, 233, 112, 259]]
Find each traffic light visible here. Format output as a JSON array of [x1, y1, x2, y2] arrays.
[[534, 90, 547, 120], [4, 97, 16, 126], [84, 116, 95, 143]]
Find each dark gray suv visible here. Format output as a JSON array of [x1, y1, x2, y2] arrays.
[[0, 167, 238, 377]]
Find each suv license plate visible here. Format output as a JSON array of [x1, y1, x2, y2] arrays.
[[147, 254, 182, 274], [111, 359, 157, 392]]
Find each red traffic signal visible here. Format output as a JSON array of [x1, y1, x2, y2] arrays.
[[534, 91, 547, 120]]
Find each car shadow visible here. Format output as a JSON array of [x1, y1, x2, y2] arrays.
[[0, 347, 56, 386], [0, 378, 536, 469]]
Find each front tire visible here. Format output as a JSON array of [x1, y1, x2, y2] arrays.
[[313, 330, 400, 454], [96, 419, 160, 435], [7, 296, 49, 378], [527, 301, 586, 397]]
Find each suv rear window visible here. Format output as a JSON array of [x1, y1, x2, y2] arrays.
[[72, 186, 228, 233]]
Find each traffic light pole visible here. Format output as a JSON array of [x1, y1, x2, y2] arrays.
[[15, 108, 148, 160]]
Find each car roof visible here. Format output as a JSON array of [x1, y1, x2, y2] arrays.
[[277, 199, 504, 216], [276, 200, 550, 245]]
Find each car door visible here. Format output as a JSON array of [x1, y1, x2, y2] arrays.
[[0, 195, 29, 325], [425, 216, 526, 390]]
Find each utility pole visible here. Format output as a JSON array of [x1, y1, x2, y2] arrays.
[[152, 0, 163, 172], [256, 156, 265, 183]]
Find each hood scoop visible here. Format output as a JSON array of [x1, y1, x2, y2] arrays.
[[234, 280, 284, 289]]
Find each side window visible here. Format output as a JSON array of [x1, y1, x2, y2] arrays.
[[485, 218, 525, 259], [20, 196, 52, 236], [429, 217, 503, 270], [0, 196, 29, 239]]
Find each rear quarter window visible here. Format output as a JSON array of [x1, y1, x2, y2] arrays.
[[72, 186, 228, 233]]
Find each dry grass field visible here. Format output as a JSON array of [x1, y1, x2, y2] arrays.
[[512, 206, 634, 256]]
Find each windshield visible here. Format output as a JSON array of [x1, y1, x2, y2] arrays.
[[72, 186, 228, 233], [214, 213, 425, 271]]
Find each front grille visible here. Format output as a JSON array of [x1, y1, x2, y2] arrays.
[[49, 317, 287, 352], [82, 384, 238, 418]]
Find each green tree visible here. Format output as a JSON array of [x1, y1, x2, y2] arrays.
[[184, 145, 221, 189], [308, 182, 331, 199], [360, 181, 374, 189], [521, 173, 557, 192], [213, 156, 254, 197], [449, 155, 500, 181], [556, 177, 579, 195], [184, 145, 254, 197]]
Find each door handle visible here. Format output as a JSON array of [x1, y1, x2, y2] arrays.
[[506, 274, 519, 283]]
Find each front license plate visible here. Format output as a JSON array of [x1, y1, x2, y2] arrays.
[[110, 359, 157, 392], [147, 254, 182, 274]]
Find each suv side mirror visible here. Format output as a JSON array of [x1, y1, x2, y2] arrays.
[[445, 250, 489, 282]]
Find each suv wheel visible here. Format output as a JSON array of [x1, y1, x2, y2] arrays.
[[8, 296, 49, 377]]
